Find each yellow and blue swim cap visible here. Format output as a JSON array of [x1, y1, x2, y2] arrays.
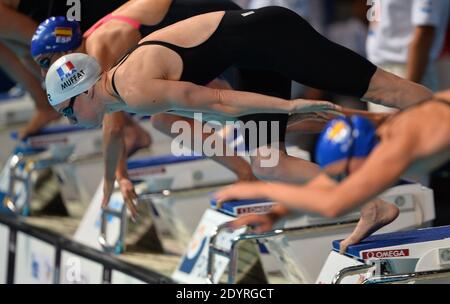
[[315, 115, 379, 169]]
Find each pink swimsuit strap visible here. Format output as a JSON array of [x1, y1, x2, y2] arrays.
[[83, 14, 141, 38]]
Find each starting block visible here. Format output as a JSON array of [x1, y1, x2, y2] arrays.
[[205, 183, 436, 284], [317, 226, 450, 284], [10, 124, 104, 160], [173, 199, 278, 284], [0, 144, 75, 216], [0, 118, 165, 216], [0, 88, 34, 127], [75, 154, 237, 254], [0, 124, 107, 215], [264, 183, 436, 283]]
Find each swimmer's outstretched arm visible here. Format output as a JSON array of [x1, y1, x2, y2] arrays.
[[128, 79, 340, 116], [215, 137, 416, 217], [311, 138, 416, 217]]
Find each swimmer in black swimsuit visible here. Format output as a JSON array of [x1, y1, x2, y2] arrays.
[[45, 7, 435, 207], [215, 90, 450, 251]]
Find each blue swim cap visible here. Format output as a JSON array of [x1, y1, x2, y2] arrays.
[[316, 115, 379, 168], [31, 17, 82, 57]]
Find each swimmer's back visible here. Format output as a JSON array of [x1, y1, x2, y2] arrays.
[[378, 99, 450, 158]]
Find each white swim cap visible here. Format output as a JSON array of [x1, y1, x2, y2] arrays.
[[45, 53, 101, 106]]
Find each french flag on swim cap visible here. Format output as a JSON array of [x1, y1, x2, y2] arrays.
[[56, 61, 76, 80]]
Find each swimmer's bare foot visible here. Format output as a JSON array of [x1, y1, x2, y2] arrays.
[[287, 112, 338, 133], [339, 199, 399, 254], [123, 120, 152, 157], [19, 108, 61, 139], [363, 68, 433, 109]]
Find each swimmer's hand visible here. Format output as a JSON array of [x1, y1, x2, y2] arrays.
[[227, 213, 279, 233], [214, 181, 268, 209], [118, 178, 139, 221], [102, 178, 138, 222], [291, 99, 342, 114], [227, 205, 290, 233]]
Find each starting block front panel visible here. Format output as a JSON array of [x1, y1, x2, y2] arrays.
[[0, 223, 9, 283], [14, 232, 56, 284], [172, 209, 246, 284], [151, 194, 213, 245], [0, 93, 34, 127]]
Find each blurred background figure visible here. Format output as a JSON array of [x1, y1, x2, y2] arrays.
[[437, 22, 450, 90], [366, 0, 450, 113], [246, 0, 311, 21], [327, 0, 368, 58]]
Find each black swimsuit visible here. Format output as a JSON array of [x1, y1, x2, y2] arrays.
[[138, 0, 241, 37], [111, 7, 377, 147]]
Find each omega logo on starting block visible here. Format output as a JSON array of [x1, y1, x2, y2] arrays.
[[362, 249, 410, 260]]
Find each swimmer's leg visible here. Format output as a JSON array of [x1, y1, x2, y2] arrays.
[[237, 7, 433, 108], [0, 43, 62, 138], [0, 5, 59, 138], [0, 3, 37, 44], [151, 113, 256, 181], [339, 199, 400, 254], [122, 115, 152, 156], [240, 112, 320, 184], [2, 39, 42, 79], [249, 146, 320, 184], [363, 68, 433, 109]]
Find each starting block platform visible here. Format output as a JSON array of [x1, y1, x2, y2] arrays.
[[202, 183, 436, 284], [317, 226, 450, 284], [0, 88, 34, 127], [173, 198, 279, 284], [75, 153, 238, 254]]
